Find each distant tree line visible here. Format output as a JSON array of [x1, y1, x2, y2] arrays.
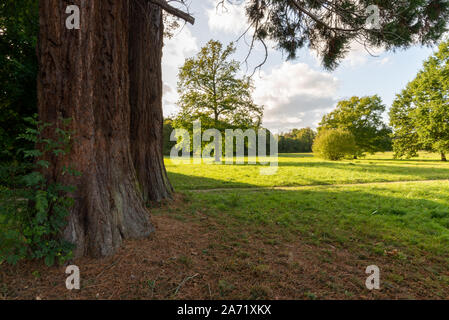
[[277, 128, 316, 153], [165, 40, 449, 163]]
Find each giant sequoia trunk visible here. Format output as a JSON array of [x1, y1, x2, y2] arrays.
[[38, 0, 153, 257], [129, 0, 173, 202]]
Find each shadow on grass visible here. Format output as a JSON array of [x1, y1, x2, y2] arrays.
[[167, 172, 257, 191], [360, 157, 448, 163], [188, 184, 449, 260]]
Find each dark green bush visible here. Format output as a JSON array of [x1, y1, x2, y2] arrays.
[[0, 1, 39, 161]]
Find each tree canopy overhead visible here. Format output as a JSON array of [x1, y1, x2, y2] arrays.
[[238, 0, 449, 69]]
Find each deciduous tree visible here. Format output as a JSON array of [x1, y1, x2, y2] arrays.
[[390, 40, 449, 161], [318, 96, 392, 157], [177, 40, 263, 128]]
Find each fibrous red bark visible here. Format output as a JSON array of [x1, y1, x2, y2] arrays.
[[38, 0, 153, 257], [129, 0, 173, 203]]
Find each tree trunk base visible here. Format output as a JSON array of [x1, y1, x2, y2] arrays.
[[38, 0, 154, 258], [63, 169, 154, 258]]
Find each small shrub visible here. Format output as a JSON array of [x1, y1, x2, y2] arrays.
[[313, 129, 357, 160], [0, 116, 79, 266]]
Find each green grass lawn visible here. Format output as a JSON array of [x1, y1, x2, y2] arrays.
[[166, 152, 449, 191], [165, 152, 449, 262], [157, 152, 449, 298], [2, 153, 449, 299], [179, 181, 449, 263]]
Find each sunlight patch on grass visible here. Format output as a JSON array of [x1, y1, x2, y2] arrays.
[[165, 152, 449, 190]]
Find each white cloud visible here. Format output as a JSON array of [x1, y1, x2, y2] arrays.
[[206, 1, 248, 35], [162, 27, 199, 117], [205, 1, 277, 53], [343, 42, 385, 67], [253, 62, 339, 132], [162, 28, 198, 68]]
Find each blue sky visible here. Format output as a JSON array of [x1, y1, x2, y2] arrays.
[[161, 0, 437, 133]]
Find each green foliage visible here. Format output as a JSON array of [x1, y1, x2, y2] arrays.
[[278, 128, 316, 153], [176, 40, 263, 128], [0, 116, 79, 266], [172, 114, 273, 159], [390, 39, 449, 161], [173, 40, 267, 158], [319, 95, 392, 157], [244, 0, 449, 70], [312, 129, 357, 161], [0, 0, 39, 161], [163, 118, 177, 156]]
